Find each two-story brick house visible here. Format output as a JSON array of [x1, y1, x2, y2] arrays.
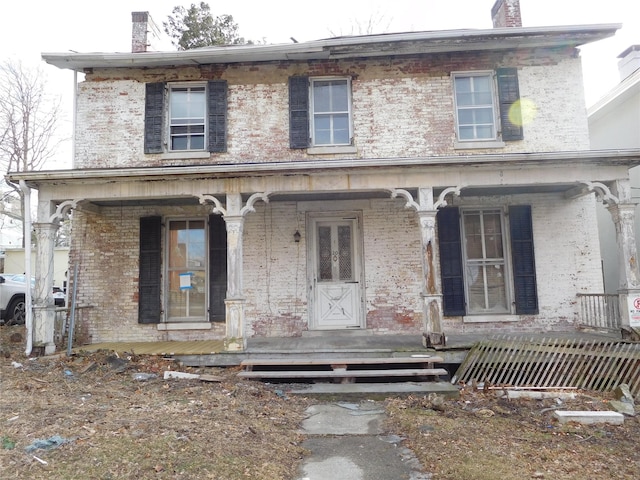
[[9, 0, 640, 354]]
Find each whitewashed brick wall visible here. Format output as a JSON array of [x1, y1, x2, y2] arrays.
[[71, 192, 603, 343], [74, 51, 590, 169]]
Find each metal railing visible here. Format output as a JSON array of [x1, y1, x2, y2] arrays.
[[577, 293, 621, 331]]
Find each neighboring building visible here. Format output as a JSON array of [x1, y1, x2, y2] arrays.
[[7, 1, 640, 354], [0, 192, 23, 248], [2, 247, 69, 289], [588, 45, 640, 294]]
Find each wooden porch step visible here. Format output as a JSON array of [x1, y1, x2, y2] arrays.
[[240, 356, 444, 367], [238, 368, 448, 379], [238, 356, 448, 382]]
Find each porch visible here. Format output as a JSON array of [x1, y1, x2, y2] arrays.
[[77, 329, 623, 367]]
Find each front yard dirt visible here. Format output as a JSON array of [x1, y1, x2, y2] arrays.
[[1, 324, 638, 479]]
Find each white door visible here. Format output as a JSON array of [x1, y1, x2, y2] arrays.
[[310, 215, 363, 329]]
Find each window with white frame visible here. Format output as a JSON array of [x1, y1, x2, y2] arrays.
[[453, 73, 497, 141], [310, 78, 352, 146], [169, 85, 206, 151], [461, 209, 511, 314]]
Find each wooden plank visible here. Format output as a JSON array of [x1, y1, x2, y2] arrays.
[[238, 368, 449, 379], [240, 356, 444, 367]]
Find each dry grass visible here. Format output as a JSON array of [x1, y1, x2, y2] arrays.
[[0, 326, 309, 480], [2, 325, 639, 480], [385, 389, 640, 479]]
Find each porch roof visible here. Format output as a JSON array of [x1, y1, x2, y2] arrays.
[[8, 149, 640, 189], [41, 24, 620, 71]]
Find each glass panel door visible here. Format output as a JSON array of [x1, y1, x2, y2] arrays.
[[311, 216, 362, 329], [167, 219, 207, 321]]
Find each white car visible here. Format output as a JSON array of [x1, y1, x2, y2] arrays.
[[0, 274, 66, 326]]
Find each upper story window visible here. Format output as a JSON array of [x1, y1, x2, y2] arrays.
[[453, 73, 497, 141], [452, 68, 524, 144], [169, 85, 206, 151], [310, 78, 352, 146], [144, 80, 227, 155], [289, 76, 354, 150]]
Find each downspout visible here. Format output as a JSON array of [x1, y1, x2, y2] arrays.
[[19, 180, 33, 356], [72, 70, 77, 168]]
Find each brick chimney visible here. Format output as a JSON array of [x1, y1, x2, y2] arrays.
[[618, 45, 640, 81], [132, 11, 163, 53], [491, 0, 522, 28]]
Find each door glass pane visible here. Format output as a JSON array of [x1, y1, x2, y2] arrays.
[[168, 219, 207, 319], [318, 226, 332, 281], [338, 225, 353, 280]]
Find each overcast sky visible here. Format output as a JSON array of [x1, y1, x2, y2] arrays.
[[1, 0, 638, 168]]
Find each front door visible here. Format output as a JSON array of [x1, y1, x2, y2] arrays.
[[310, 214, 363, 329]]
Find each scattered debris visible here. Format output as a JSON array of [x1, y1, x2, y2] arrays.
[[553, 410, 624, 425], [25, 435, 72, 453], [494, 389, 577, 401], [162, 371, 223, 382], [164, 370, 200, 380], [11, 361, 22, 368], [131, 372, 157, 381], [609, 400, 635, 416]]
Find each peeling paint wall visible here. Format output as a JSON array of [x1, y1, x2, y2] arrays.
[[74, 49, 588, 169], [69, 190, 603, 343]]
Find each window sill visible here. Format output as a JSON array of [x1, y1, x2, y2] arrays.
[[463, 314, 519, 323], [454, 140, 506, 150], [157, 322, 212, 331], [160, 151, 211, 160], [307, 145, 358, 155]]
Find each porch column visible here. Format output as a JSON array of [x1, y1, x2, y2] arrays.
[[609, 202, 640, 328], [417, 188, 445, 347], [223, 208, 245, 351], [32, 222, 58, 355]]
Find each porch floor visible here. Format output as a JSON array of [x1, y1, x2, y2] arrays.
[[76, 340, 226, 356], [74, 329, 622, 366]]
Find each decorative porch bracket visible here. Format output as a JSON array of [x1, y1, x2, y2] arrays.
[[199, 192, 270, 350], [389, 186, 462, 348]]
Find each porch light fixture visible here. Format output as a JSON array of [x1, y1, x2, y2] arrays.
[[294, 230, 301, 243]]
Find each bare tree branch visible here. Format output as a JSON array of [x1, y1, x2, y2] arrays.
[[0, 59, 63, 247]]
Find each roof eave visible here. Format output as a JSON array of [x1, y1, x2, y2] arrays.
[[41, 24, 621, 71]]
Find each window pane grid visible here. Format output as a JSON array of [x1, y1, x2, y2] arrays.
[[462, 209, 509, 314], [170, 86, 206, 151], [312, 79, 351, 146], [455, 74, 496, 141]]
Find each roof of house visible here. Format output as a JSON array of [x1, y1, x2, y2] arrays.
[[42, 24, 620, 71]]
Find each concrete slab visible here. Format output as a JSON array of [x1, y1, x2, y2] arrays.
[[553, 410, 624, 425], [297, 435, 432, 480], [301, 403, 385, 435], [289, 381, 460, 400]]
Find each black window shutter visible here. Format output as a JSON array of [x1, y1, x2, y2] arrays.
[[208, 80, 227, 153], [209, 214, 227, 322], [139, 216, 162, 323], [289, 76, 309, 149], [496, 68, 523, 141], [144, 83, 165, 154], [437, 207, 466, 316], [509, 205, 538, 314]]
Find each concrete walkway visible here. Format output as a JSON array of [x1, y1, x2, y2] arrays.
[[297, 402, 432, 480]]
